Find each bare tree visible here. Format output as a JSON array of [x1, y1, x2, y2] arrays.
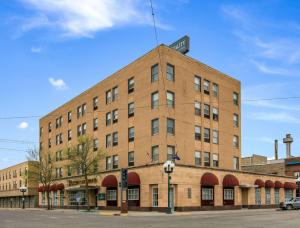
[[67, 136, 105, 211], [26, 148, 55, 210]]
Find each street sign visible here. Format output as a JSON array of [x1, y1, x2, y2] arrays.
[[169, 36, 190, 54], [97, 193, 106, 201]]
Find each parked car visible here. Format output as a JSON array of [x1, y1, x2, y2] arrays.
[[280, 197, 300, 210]]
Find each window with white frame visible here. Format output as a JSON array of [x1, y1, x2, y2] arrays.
[[255, 188, 261, 205], [233, 157, 239, 170], [167, 146, 175, 162], [151, 64, 159, 82], [203, 80, 210, 95], [233, 114, 239, 128], [167, 118, 175, 135], [93, 96, 98, 110], [106, 157, 112, 170], [233, 135, 239, 148], [265, 188, 271, 205], [223, 188, 234, 200], [166, 63, 175, 81], [113, 132, 118, 146], [151, 146, 159, 163], [166, 91, 175, 108], [212, 107, 218, 121], [112, 86, 118, 101], [128, 102, 134, 117], [128, 127, 134, 142], [212, 130, 218, 144], [107, 190, 117, 201], [195, 151, 201, 166], [202, 188, 213, 200], [151, 118, 159, 135], [195, 126, 201, 140], [275, 188, 280, 204], [152, 186, 159, 207], [151, 91, 159, 109], [106, 90, 112, 104], [204, 104, 210, 118], [128, 188, 139, 200], [106, 112, 111, 126], [106, 134, 112, 148], [285, 189, 293, 201], [128, 151, 134, 166], [194, 76, 201, 91], [128, 77, 134, 93], [212, 83, 218, 97], [93, 118, 98, 131], [195, 101, 201, 116], [204, 128, 210, 143], [204, 152, 210, 167], [213, 154, 219, 167], [233, 92, 239, 105], [113, 109, 118, 123]]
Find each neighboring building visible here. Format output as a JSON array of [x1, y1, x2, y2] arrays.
[[0, 161, 39, 208], [39, 43, 296, 211], [285, 157, 300, 196]]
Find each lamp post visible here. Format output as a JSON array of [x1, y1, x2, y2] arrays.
[[163, 161, 175, 214], [19, 186, 27, 209]]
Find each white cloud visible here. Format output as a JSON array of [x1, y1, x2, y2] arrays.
[[250, 60, 299, 76], [30, 47, 42, 53], [19, 0, 161, 38], [251, 112, 300, 124], [18, 121, 29, 129], [49, 77, 67, 90]]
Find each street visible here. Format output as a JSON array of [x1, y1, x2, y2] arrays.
[[0, 209, 300, 228]]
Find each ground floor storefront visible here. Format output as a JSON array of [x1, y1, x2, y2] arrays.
[[0, 195, 38, 208], [38, 164, 297, 211]]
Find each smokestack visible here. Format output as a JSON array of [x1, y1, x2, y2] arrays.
[[283, 133, 293, 158], [274, 140, 278, 160]]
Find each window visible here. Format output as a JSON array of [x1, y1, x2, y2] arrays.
[[194, 76, 201, 91], [106, 134, 112, 148], [68, 130, 72, 141], [113, 155, 118, 169], [212, 83, 219, 97], [204, 104, 210, 119], [167, 146, 175, 162], [212, 130, 218, 144], [204, 152, 210, 167], [203, 80, 210, 95], [82, 104, 87, 116], [77, 106, 82, 118], [202, 188, 213, 200], [151, 146, 159, 162], [56, 150, 63, 161], [67, 166, 72, 177], [195, 101, 201, 116], [112, 109, 118, 123], [68, 111, 72, 123], [204, 128, 210, 143], [166, 91, 175, 108], [294, 172, 300, 178], [255, 188, 261, 205], [187, 188, 192, 199], [151, 64, 159, 82], [93, 139, 99, 151], [93, 96, 98, 110], [167, 118, 175, 135], [128, 188, 139, 200], [152, 186, 158, 207], [285, 189, 293, 201], [233, 114, 239, 128], [107, 189, 117, 201], [113, 132, 118, 146], [112, 86, 118, 101], [233, 157, 239, 170], [48, 122, 52, 132], [106, 112, 111, 126], [151, 91, 159, 109], [166, 63, 174, 81], [213, 154, 219, 167], [265, 188, 271, 205], [275, 188, 280, 204], [128, 127, 134, 142], [128, 151, 134, 167], [224, 188, 234, 200], [233, 135, 239, 148], [106, 90, 112, 104], [40, 127, 43, 137], [195, 126, 201, 141], [233, 92, 239, 105], [151, 118, 159, 135], [93, 118, 98, 131], [56, 116, 63, 128], [106, 156, 112, 170], [128, 102, 134, 118], [82, 123, 87, 135], [77, 125, 82, 136], [212, 107, 218, 121], [128, 77, 134, 93], [195, 151, 201, 166]]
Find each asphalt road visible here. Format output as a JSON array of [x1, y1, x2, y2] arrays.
[[0, 208, 300, 228]]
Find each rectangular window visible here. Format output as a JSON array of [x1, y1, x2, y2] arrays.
[[224, 188, 234, 200], [128, 127, 134, 142], [106, 134, 112, 148], [204, 104, 210, 119], [68, 111, 72, 123], [151, 118, 159, 136], [265, 188, 271, 205], [204, 152, 210, 167], [195, 101, 201, 116], [195, 151, 201, 166], [204, 128, 210, 143], [275, 188, 280, 204], [151, 146, 159, 163], [106, 90, 112, 104], [167, 146, 175, 162], [166, 91, 175, 108], [195, 126, 201, 141], [212, 130, 218, 144], [67, 166, 72, 177], [77, 106, 82, 118], [93, 118, 98, 131], [166, 63, 175, 81], [112, 109, 118, 123], [167, 118, 175, 135], [202, 188, 213, 200], [107, 189, 117, 201], [212, 107, 218, 121], [233, 92, 239, 105], [187, 188, 192, 199], [112, 86, 118, 101], [233, 135, 239, 148], [113, 132, 118, 146], [285, 189, 293, 201], [113, 155, 118, 169], [255, 188, 261, 205], [151, 64, 159, 82], [93, 96, 98, 110], [212, 83, 219, 97], [204, 80, 210, 95], [213, 154, 219, 167], [106, 112, 111, 126], [48, 122, 52, 132], [152, 186, 158, 207], [194, 76, 201, 91], [106, 157, 112, 170], [128, 102, 134, 118], [151, 91, 159, 109], [128, 151, 134, 167], [233, 114, 239, 128], [82, 123, 87, 135], [77, 125, 82, 136], [93, 139, 99, 151], [233, 157, 239, 170], [68, 130, 72, 141], [128, 77, 134, 93], [128, 188, 139, 200], [82, 104, 87, 116]]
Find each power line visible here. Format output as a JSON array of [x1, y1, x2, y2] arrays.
[[0, 147, 27, 152], [0, 138, 38, 144]]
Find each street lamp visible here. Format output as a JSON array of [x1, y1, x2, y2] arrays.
[[163, 161, 175, 214], [19, 186, 27, 209]]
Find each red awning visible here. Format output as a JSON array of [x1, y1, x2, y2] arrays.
[[50, 184, 57, 191], [201, 172, 219, 186], [38, 186, 44, 192], [223, 174, 239, 187], [128, 172, 140, 186], [56, 183, 65, 190], [284, 182, 297, 189], [101, 175, 118, 187], [275, 181, 284, 188], [265, 180, 275, 188], [254, 179, 265, 188]]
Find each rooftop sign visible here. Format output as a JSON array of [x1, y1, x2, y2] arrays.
[[169, 35, 190, 54]]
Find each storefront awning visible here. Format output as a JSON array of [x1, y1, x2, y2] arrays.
[[65, 185, 99, 191], [128, 172, 140, 186], [223, 174, 239, 187], [239, 184, 258, 188], [254, 179, 265, 188], [101, 175, 118, 187], [284, 182, 297, 190], [201, 172, 219, 186], [275, 181, 284, 188], [265, 180, 275, 188]]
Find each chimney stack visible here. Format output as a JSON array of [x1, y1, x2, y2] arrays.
[[274, 139, 278, 160], [283, 133, 293, 158]]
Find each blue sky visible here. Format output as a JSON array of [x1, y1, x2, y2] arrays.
[[0, 0, 300, 169]]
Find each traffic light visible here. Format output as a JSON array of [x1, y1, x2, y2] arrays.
[[121, 168, 128, 188]]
